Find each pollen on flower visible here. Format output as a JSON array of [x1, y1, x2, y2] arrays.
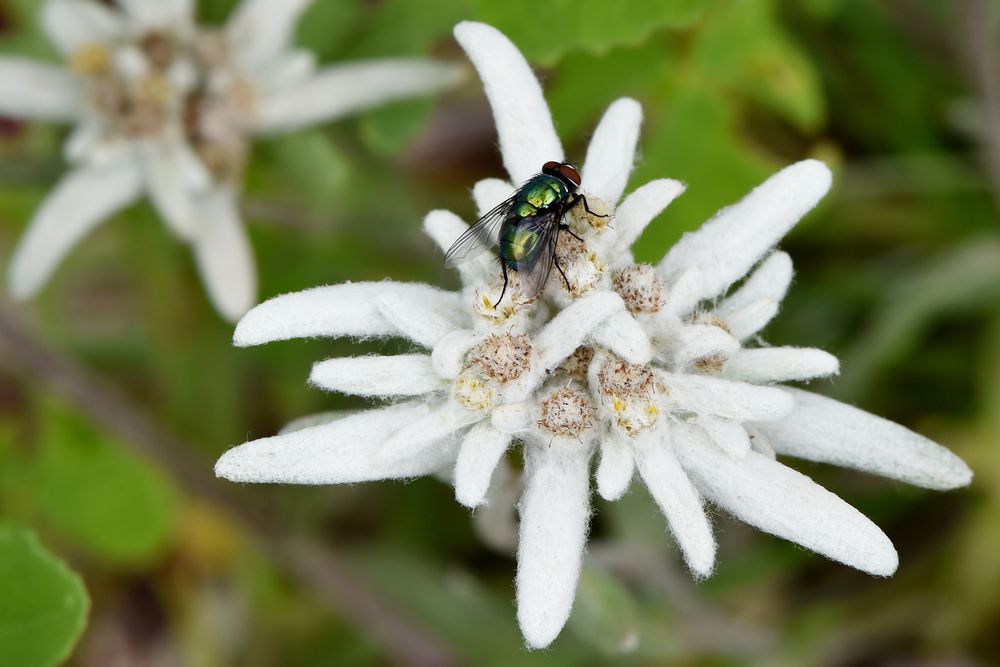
[[555, 233, 605, 298], [67, 21, 263, 184], [612, 264, 664, 314], [70, 44, 111, 76], [537, 387, 593, 438], [452, 372, 498, 411], [466, 333, 533, 382], [597, 358, 661, 436]]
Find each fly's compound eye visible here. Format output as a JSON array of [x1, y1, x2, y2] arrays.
[[558, 163, 581, 187], [542, 160, 562, 174]]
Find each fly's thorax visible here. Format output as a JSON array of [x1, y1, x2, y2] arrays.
[[515, 174, 570, 216]]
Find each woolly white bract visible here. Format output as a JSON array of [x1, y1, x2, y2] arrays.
[[216, 21, 972, 649], [0, 0, 461, 320]]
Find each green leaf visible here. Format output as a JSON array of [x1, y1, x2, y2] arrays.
[[347, 0, 472, 58], [835, 238, 1000, 400], [546, 40, 674, 142], [0, 524, 89, 667], [566, 563, 640, 656], [295, 1, 364, 61], [27, 403, 178, 566], [693, 0, 825, 132], [359, 98, 434, 156], [472, 0, 706, 65], [264, 131, 350, 207]]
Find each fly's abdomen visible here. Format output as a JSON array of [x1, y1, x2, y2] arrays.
[[500, 225, 543, 267]]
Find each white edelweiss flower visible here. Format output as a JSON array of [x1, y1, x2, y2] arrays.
[[1, 0, 462, 320], [215, 20, 973, 651]]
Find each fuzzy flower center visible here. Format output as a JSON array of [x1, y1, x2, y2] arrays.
[[612, 264, 664, 314], [69, 29, 256, 182], [475, 272, 531, 321], [597, 358, 661, 436], [537, 387, 593, 438], [554, 233, 605, 298], [452, 372, 497, 411], [466, 333, 533, 382]]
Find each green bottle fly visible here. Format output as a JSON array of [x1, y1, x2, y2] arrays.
[[445, 161, 605, 305]]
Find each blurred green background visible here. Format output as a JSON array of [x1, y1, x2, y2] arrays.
[[2, 0, 999, 665]]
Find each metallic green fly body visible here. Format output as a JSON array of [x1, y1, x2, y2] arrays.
[[444, 161, 604, 305]]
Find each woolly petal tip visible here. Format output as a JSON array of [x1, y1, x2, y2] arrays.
[[758, 389, 973, 491], [214, 402, 451, 485], [595, 437, 635, 501], [723, 347, 840, 384], [454, 422, 511, 508], [453, 21, 563, 185], [516, 440, 591, 649], [659, 159, 832, 305], [191, 188, 257, 322], [634, 433, 716, 577], [675, 425, 899, 577], [582, 97, 643, 203], [233, 282, 461, 347], [607, 179, 686, 257]]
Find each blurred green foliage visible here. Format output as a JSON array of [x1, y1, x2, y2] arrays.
[[0, 524, 89, 667], [1, 0, 999, 665]]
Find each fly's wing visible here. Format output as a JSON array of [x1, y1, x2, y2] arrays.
[[443, 197, 516, 267], [514, 212, 561, 300]]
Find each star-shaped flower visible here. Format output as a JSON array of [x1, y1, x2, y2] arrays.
[[0, 0, 462, 320], [215, 21, 972, 649]]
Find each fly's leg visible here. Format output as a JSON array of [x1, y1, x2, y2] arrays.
[[494, 260, 510, 309], [553, 251, 572, 291], [559, 223, 585, 243], [571, 193, 610, 218]]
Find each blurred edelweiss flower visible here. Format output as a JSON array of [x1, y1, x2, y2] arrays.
[[0, 0, 462, 320], [215, 21, 973, 649]]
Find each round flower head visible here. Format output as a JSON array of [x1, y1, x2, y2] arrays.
[[0, 0, 462, 320], [215, 21, 972, 650]]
